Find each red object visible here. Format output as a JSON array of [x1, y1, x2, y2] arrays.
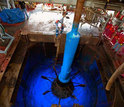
[[27, 8, 35, 11], [121, 74, 124, 78], [103, 22, 112, 37], [115, 11, 120, 18], [0, 46, 6, 51], [120, 15, 124, 20], [111, 32, 121, 45], [1, 21, 24, 26], [111, 35, 118, 45], [0, 17, 24, 26], [118, 35, 124, 44], [107, 25, 118, 39], [55, 20, 59, 24], [46, 3, 53, 7]]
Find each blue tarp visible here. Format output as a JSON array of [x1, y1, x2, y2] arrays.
[[0, 8, 25, 24]]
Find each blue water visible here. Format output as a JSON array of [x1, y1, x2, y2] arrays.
[[13, 45, 109, 107]]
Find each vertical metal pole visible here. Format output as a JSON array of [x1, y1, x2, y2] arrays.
[[59, 0, 85, 83]]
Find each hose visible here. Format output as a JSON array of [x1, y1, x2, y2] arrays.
[[106, 63, 124, 91]]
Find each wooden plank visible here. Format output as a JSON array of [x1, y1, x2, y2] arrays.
[[73, 0, 84, 24], [0, 36, 28, 106], [73, 104, 84, 107], [51, 104, 61, 107], [54, 34, 66, 62], [0, 31, 21, 82], [28, 34, 56, 43]]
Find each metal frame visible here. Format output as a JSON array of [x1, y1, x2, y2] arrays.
[[80, 7, 110, 33], [0, 32, 14, 54]]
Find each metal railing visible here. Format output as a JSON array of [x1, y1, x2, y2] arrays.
[[80, 7, 110, 33], [0, 24, 14, 54]]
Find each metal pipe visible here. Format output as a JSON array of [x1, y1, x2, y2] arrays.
[[106, 63, 124, 91], [0, 24, 5, 35], [59, 0, 85, 83]]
